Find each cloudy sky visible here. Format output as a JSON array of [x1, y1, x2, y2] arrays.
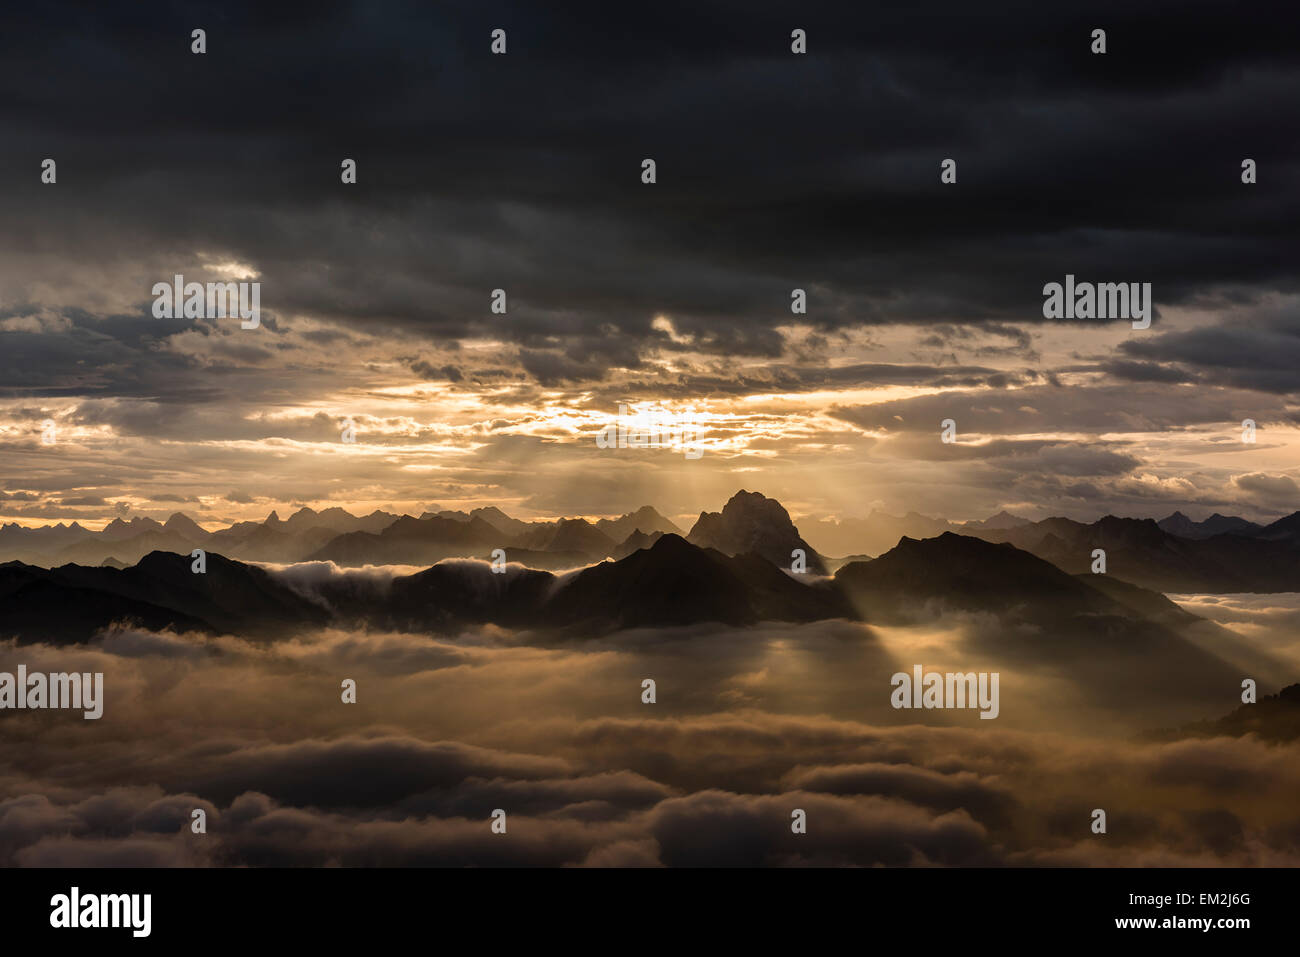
[[2, 0, 1298, 528]]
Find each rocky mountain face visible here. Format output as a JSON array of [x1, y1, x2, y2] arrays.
[[688, 490, 827, 574]]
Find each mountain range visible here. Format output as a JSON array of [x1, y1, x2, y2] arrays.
[[0, 503, 685, 570], [1, 492, 1272, 725], [965, 515, 1300, 592], [0, 509, 1244, 668], [0, 531, 848, 644], [6, 492, 1300, 594], [808, 507, 1300, 592]]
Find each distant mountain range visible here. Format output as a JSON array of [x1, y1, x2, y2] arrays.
[[1, 520, 1254, 726], [1154, 511, 1262, 540], [6, 492, 1300, 594], [0, 490, 814, 574], [808, 507, 1300, 592], [0, 531, 848, 643], [965, 515, 1300, 592], [0, 510, 1235, 652], [0, 503, 685, 570], [803, 507, 1297, 556], [0, 507, 398, 567]]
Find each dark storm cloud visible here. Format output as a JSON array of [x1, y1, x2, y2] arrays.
[[0, 309, 202, 398], [1232, 471, 1300, 507], [1118, 306, 1300, 393], [829, 382, 1287, 435], [1099, 358, 1197, 384], [0, 0, 1295, 357], [410, 360, 463, 382], [598, 362, 1042, 399], [0, 3, 1295, 527]]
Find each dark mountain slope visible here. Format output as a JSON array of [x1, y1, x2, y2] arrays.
[[834, 532, 1238, 718], [0, 561, 214, 644], [1145, 684, 1300, 743], [970, 516, 1300, 592], [542, 534, 851, 633]]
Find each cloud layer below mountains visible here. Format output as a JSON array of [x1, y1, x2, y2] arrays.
[[2, 607, 1296, 866]]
